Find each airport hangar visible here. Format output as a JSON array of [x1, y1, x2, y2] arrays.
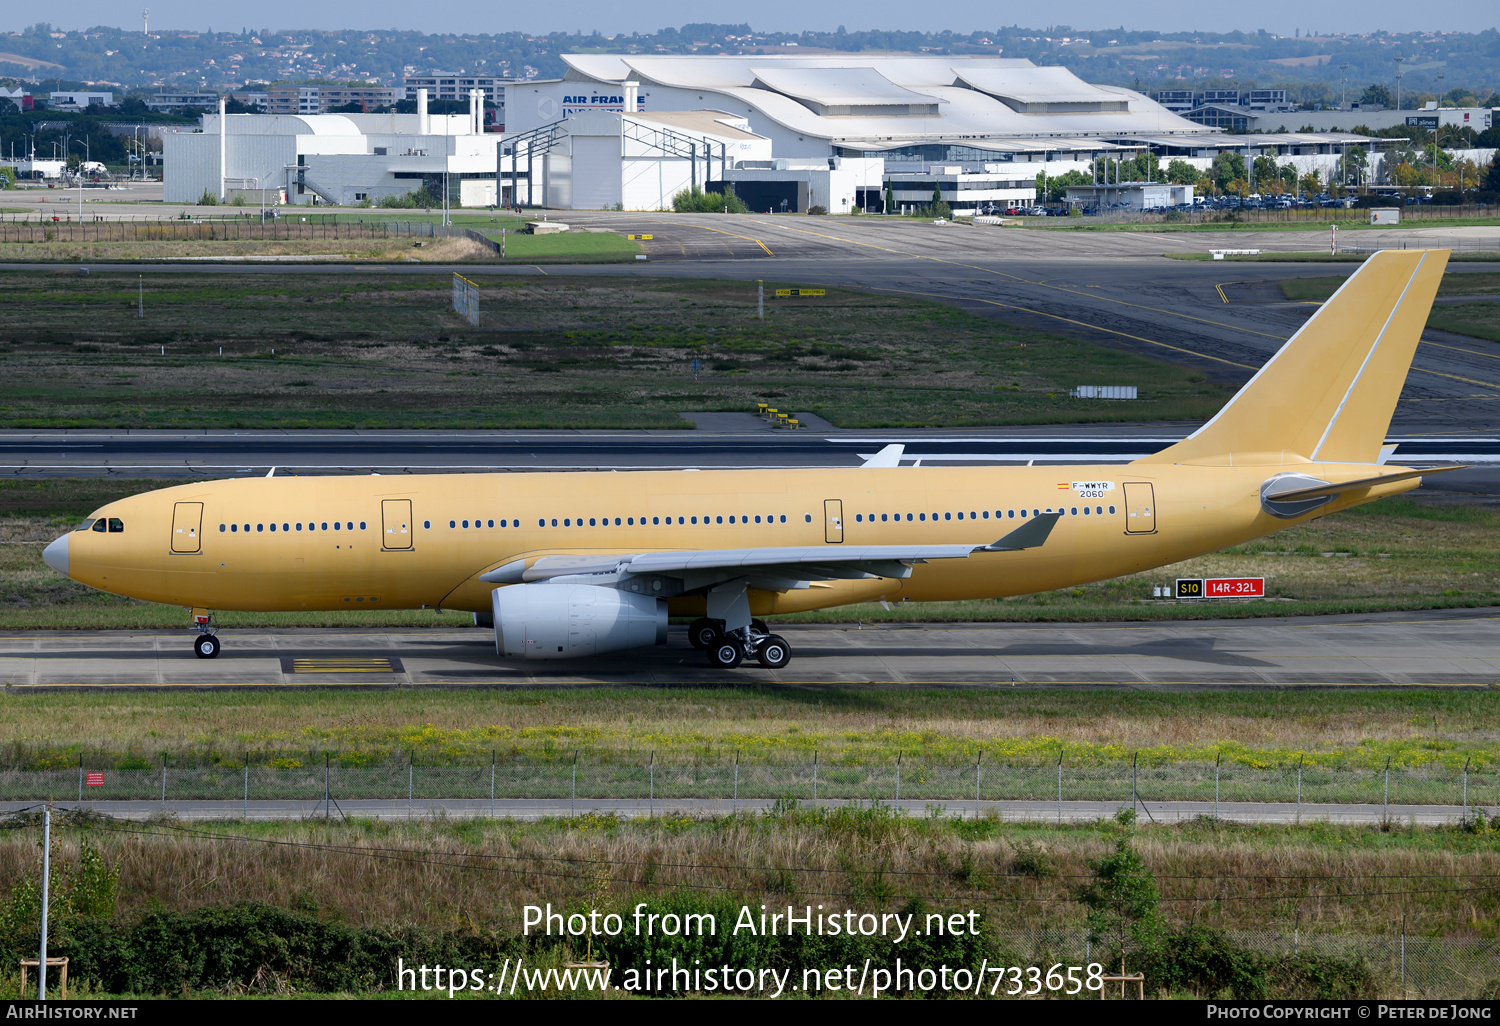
[[162, 54, 1372, 213]]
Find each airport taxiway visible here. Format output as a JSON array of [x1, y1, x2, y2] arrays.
[[4, 608, 1497, 688]]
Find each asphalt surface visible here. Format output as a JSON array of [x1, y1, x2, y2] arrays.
[[2, 797, 1478, 825], [4, 425, 1498, 476], [5, 608, 1498, 688]]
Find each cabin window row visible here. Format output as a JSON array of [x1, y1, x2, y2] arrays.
[[220, 521, 368, 534], [529, 514, 799, 528], [853, 505, 1116, 523]]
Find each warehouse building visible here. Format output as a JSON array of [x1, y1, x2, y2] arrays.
[[164, 91, 501, 206]]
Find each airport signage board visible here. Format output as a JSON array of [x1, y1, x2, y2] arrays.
[[774, 288, 825, 297], [86, 772, 104, 787], [1176, 577, 1265, 599]]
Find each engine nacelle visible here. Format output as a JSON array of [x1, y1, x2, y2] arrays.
[[491, 583, 667, 660]]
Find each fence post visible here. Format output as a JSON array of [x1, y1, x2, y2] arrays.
[[1297, 754, 1304, 808], [649, 751, 654, 817], [408, 751, 414, 819], [77, 755, 82, 804], [895, 751, 901, 804], [1463, 756, 1469, 815], [1215, 752, 1221, 817], [1384, 756, 1391, 819], [733, 751, 739, 814], [571, 751, 577, 817], [490, 750, 495, 818], [1400, 915, 1406, 997], [975, 750, 982, 820], [812, 749, 818, 803], [161, 758, 166, 809], [1131, 752, 1137, 810], [1057, 749, 1063, 823]]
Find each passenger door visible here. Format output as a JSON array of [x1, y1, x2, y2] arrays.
[[1123, 482, 1156, 534], [171, 502, 202, 554], [824, 499, 844, 544], [381, 499, 413, 550]]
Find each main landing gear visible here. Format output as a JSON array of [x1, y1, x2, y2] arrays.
[[192, 610, 220, 659], [688, 617, 791, 670]]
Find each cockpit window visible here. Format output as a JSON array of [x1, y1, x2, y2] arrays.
[[107, 518, 124, 533], [76, 519, 95, 532], [91, 519, 106, 533]]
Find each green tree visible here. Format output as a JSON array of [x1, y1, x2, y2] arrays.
[[1481, 159, 1500, 194], [883, 181, 895, 214], [1042, 169, 1089, 203], [1210, 152, 1246, 191], [1251, 155, 1279, 189], [1164, 160, 1199, 185], [1074, 838, 1161, 961], [1359, 84, 1394, 108], [671, 185, 747, 213]]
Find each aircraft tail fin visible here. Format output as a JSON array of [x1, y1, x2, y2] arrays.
[[1137, 249, 1448, 466]]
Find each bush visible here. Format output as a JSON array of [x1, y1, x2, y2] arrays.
[[1141, 928, 1381, 999], [806, 205, 827, 215], [197, 189, 218, 206], [378, 188, 441, 209], [1009, 839, 1056, 878], [670, 186, 747, 213]]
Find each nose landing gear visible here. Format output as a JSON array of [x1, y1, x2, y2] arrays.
[[191, 609, 220, 659]]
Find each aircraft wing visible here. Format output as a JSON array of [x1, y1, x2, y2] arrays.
[[478, 514, 1061, 589]]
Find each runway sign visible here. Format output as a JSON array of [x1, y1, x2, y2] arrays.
[[626, 234, 653, 240], [86, 772, 104, 787], [1176, 577, 1265, 599], [280, 657, 405, 674], [774, 288, 825, 297]]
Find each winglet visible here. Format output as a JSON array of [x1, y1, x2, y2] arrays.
[[980, 512, 1062, 552], [860, 444, 905, 468]]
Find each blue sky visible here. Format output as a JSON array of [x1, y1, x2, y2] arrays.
[[8, 1, 1494, 35]]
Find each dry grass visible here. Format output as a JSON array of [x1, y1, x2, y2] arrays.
[[2, 813, 1494, 938], [0, 236, 497, 263], [0, 271, 1227, 429]]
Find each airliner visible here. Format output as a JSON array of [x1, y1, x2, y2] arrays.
[[42, 250, 1457, 671]]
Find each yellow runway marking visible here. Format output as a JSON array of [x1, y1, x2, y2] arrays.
[[645, 220, 773, 256], [280, 657, 404, 674]]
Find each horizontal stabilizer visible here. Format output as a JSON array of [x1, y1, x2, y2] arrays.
[[1263, 465, 1466, 503], [983, 512, 1062, 552]]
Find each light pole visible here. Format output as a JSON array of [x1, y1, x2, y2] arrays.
[[1338, 62, 1349, 108], [1432, 72, 1444, 192], [1394, 56, 1405, 112]]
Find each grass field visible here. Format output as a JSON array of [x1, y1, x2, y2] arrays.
[[0, 272, 1228, 430], [0, 806, 1495, 945], [1280, 273, 1500, 342], [5, 477, 1495, 631]]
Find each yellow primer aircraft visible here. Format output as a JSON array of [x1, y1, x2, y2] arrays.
[[43, 250, 1459, 670]]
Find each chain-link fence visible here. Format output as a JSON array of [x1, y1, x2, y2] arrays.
[[2, 756, 1493, 811]]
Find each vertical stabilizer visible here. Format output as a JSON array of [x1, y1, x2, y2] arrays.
[[1137, 249, 1448, 465]]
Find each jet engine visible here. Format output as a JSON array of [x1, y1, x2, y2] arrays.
[[491, 583, 667, 660]]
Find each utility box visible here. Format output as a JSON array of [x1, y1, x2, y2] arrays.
[[1369, 208, 1400, 226]]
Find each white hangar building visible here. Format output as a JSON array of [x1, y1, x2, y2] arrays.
[[164, 92, 503, 207], [505, 54, 1209, 180]]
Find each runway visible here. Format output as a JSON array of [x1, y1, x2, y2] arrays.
[[2, 797, 1476, 825], [4, 608, 1497, 688], [4, 425, 1499, 476]]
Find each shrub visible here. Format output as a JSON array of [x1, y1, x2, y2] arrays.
[[1010, 839, 1056, 878], [378, 188, 441, 209], [806, 205, 827, 215], [670, 186, 747, 213], [197, 189, 218, 206]]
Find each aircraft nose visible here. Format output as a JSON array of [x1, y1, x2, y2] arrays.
[[42, 534, 69, 576]]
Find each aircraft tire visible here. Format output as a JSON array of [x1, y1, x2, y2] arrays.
[[688, 618, 722, 651], [751, 619, 768, 634], [194, 635, 221, 659], [756, 635, 791, 669], [707, 637, 743, 669]]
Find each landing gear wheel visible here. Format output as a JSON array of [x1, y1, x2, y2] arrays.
[[751, 619, 769, 635], [689, 617, 723, 651], [756, 634, 791, 669], [708, 637, 744, 669], [194, 634, 221, 659]]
